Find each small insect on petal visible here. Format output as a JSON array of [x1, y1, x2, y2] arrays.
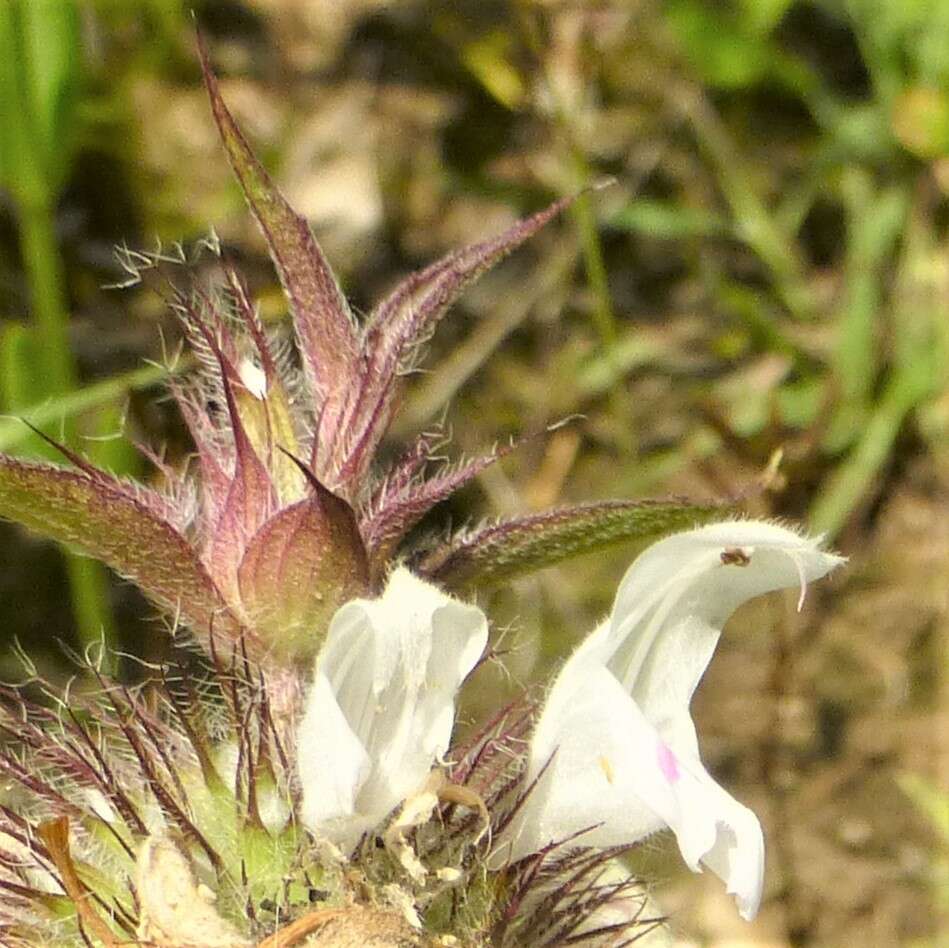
[[720, 547, 752, 566]]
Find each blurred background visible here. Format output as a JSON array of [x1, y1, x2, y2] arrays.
[[1, 1, 947, 944]]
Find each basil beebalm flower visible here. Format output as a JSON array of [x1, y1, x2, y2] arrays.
[[498, 521, 844, 921], [0, 35, 843, 948]]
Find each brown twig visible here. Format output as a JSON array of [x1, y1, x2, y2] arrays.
[[256, 908, 346, 948], [37, 817, 122, 947]]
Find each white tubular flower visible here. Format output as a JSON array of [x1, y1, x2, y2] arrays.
[[297, 566, 488, 852], [501, 521, 845, 921]]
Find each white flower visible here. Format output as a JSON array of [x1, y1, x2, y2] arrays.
[[297, 566, 488, 852], [500, 520, 845, 921]]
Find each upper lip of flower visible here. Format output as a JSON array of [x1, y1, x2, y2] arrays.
[[498, 519, 845, 921]]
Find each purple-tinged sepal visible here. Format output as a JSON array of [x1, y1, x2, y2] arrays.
[[0, 453, 246, 651], [237, 478, 369, 664]]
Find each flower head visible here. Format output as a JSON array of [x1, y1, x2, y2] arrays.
[[501, 521, 845, 920], [0, 39, 596, 671]]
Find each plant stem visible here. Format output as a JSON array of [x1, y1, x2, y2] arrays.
[[0, 360, 181, 451], [19, 197, 76, 399], [568, 149, 617, 350], [676, 86, 814, 321], [514, 3, 618, 351]]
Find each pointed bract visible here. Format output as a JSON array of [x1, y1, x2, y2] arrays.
[[192, 315, 279, 607], [205, 440, 275, 611], [364, 196, 575, 375], [0, 454, 244, 648], [237, 493, 369, 662], [197, 32, 358, 410], [419, 498, 728, 592], [172, 380, 232, 522], [362, 440, 518, 575], [331, 197, 574, 486], [362, 430, 438, 528]]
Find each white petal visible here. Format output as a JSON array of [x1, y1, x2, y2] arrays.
[[297, 567, 488, 851], [503, 662, 664, 861], [604, 520, 844, 752], [505, 520, 842, 920], [505, 663, 764, 920], [297, 671, 372, 841]]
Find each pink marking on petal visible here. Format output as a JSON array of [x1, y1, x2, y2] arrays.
[[657, 740, 680, 784]]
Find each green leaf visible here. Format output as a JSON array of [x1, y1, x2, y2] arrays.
[[0, 323, 60, 462], [825, 172, 908, 452], [808, 373, 926, 538], [419, 498, 728, 592], [461, 31, 525, 109], [666, 0, 771, 89], [0, 5, 40, 202], [899, 773, 949, 841], [737, 0, 793, 36], [19, 0, 80, 193], [0, 323, 44, 410], [891, 86, 949, 159], [0, 453, 246, 650]]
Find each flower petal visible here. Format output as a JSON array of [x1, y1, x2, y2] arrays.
[[502, 661, 665, 861], [297, 672, 372, 838], [603, 520, 845, 753], [297, 568, 488, 850], [505, 661, 764, 920]]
